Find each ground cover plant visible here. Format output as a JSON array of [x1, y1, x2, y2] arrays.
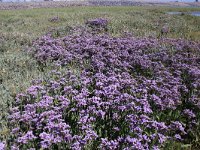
[[0, 6, 200, 150], [3, 18, 200, 149]]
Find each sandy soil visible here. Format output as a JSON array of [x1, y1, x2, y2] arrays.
[[0, 1, 199, 10]]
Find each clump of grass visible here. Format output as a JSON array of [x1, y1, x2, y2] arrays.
[[48, 16, 60, 23]]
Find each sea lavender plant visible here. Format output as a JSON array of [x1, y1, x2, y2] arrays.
[[8, 23, 200, 149], [0, 142, 5, 150], [86, 18, 108, 32]]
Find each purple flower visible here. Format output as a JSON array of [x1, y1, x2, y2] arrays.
[[158, 133, 167, 144], [183, 109, 196, 118], [11, 144, 19, 150], [9, 23, 200, 149], [17, 131, 37, 144], [26, 85, 43, 97], [174, 134, 182, 140], [0, 142, 5, 150], [170, 121, 186, 134], [86, 18, 108, 29], [152, 146, 160, 150]]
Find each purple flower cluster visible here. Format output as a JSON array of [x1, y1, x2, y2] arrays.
[[0, 142, 5, 150], [8, 25, 200, 149], [86, 18, 108, 31]]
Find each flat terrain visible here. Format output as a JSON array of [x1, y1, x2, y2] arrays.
[[0, 1, 200, 10], [0, 5, 200, 149]]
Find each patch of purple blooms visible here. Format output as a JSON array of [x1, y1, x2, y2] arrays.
[[0, 142, 5, 150], [86, 18, 108, 31], [8, 24, 200, 149]]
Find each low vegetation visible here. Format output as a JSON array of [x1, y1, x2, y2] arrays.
[[0, 6, 200, 149]]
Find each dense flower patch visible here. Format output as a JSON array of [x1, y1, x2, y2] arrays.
[[7, 21, 200, 149], [86, 18, 108, 31]]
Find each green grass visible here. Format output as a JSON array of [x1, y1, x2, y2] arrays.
[[0, 5, 200, 146]]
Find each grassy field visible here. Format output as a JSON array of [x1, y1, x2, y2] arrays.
[[0, 6, 200, 148]]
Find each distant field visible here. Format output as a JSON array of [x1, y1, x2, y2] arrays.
[[0, 1, 200, 10], [0, 6, 200, 149]]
